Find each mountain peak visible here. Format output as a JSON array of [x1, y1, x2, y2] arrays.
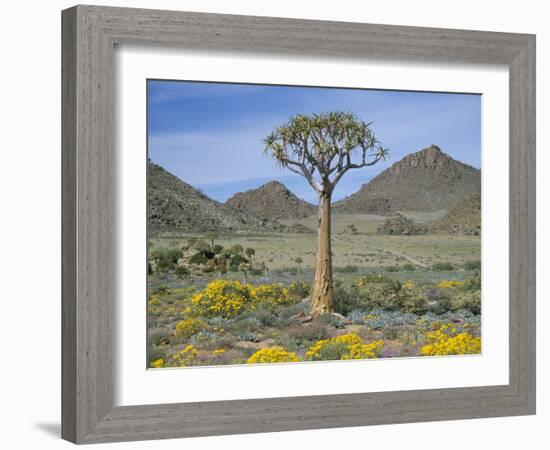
[[259, 180, 288, 191], [334, 145, 480, 214], [226, 181, 315, 220], [389, 145, 455, 175]]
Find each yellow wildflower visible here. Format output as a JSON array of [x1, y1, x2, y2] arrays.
[[150, 358, 164, 368], [306, 333, 384, 361], [247, 347, 299, 364]]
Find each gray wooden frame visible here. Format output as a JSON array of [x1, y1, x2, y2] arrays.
[[61, 4, 536, 444]]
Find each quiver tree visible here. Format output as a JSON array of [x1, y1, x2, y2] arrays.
[[245, 247, 256, 267], [294, 257, 303, 275], [264, 112, 388, 317]]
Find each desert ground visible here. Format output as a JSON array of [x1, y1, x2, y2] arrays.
[[147, 212, 481, 368]]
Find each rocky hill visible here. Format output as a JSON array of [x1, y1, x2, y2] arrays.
[[148, 161, 276, 232], [225, 181, 316, 221], [429, 192, 481, 235], [334, 145, 481, 214]]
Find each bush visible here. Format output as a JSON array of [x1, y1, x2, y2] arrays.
[[425, 288, 448, 302], [464, 260, 481, 271], [462, 272, 481, 291], [147, 347, 167, 368], [305, 333, 384, 361], [385, 265, 400, 272], [348, 309, 367, 324], [449, 290, 481, 314], [355, 274, 427, 314], [237, 306, 277, 327], [170, 345, 198, 367], [333, 275, 427, 315], [250, 283, 293, 310], [174, 317, 207, 339], [190, 280, 295, 318], [332, 280, 361, 316], [363, 310, 419, 330], [149, 328, 172, 346], [431, 262, 455, 271], [228, 254, 248, 268], [191, 280, 253, 318], [334, 265, 358, 273], [437, 280, 464, 289], [151, 248, 183, 272], [231, 317, 263, 334], [420, 324, 481, 356], [317, 313, 347, 329], [246, 347, 299, 364], [277, 301, 309, 322], [237, 330, 261, 342], [287, 281, 310, 300], [174, 265, 190, 278], [398, 287, 428, 315], [288, 321, 330, 344], [189, 251, 213, 265], [402, 263, 416, 271]]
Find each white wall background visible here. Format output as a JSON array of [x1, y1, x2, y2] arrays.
[[0, 1, 546, 448]]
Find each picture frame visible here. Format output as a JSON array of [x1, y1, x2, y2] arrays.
[[61, 4, 536, 444]]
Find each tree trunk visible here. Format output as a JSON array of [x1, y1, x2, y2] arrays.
[[310, 192, 334, 317]]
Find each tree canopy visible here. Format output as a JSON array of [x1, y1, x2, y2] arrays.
[[263, 112, 388, 196]]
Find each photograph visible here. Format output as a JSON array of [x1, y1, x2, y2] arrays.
[[1, 1, 542, 447], [146, 80, 482, 368]]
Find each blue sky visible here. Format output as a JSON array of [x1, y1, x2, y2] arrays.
[[147, 80, 481, 204]]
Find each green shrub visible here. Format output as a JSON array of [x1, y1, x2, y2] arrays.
[[315, 342, 350, 360], [431, 262, 455, 271], [352, 274, 427, 314], [316, 313, 347, 329], [174, 317, 207, 339], [174, 265, 190, 277], [402, 263, 416, 271], [189, 249, 216, 265], [449, 290, 481, 314], [288, 321, 330, 344], [151, 248, 183, 271], [287, 281, 310, 300], [148, 328, 172, 346], [230, 317, 263, 335], [385, 265, 400, 272], [333, 280, 361, 316], [398, 287, 428, 315], [212, 244, 224, 254], [463, 272, 481, 291], [464, 260, 481, 271], [246, 306, 277, 327], [147, 346, 167, 367], [334, 265, 358, 273], [229, 254, 248, 267]]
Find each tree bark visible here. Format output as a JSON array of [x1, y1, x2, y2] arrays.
[[310, 191, 334, 317]]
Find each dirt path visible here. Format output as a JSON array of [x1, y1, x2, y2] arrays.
[[387, 250, 429, 268]]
